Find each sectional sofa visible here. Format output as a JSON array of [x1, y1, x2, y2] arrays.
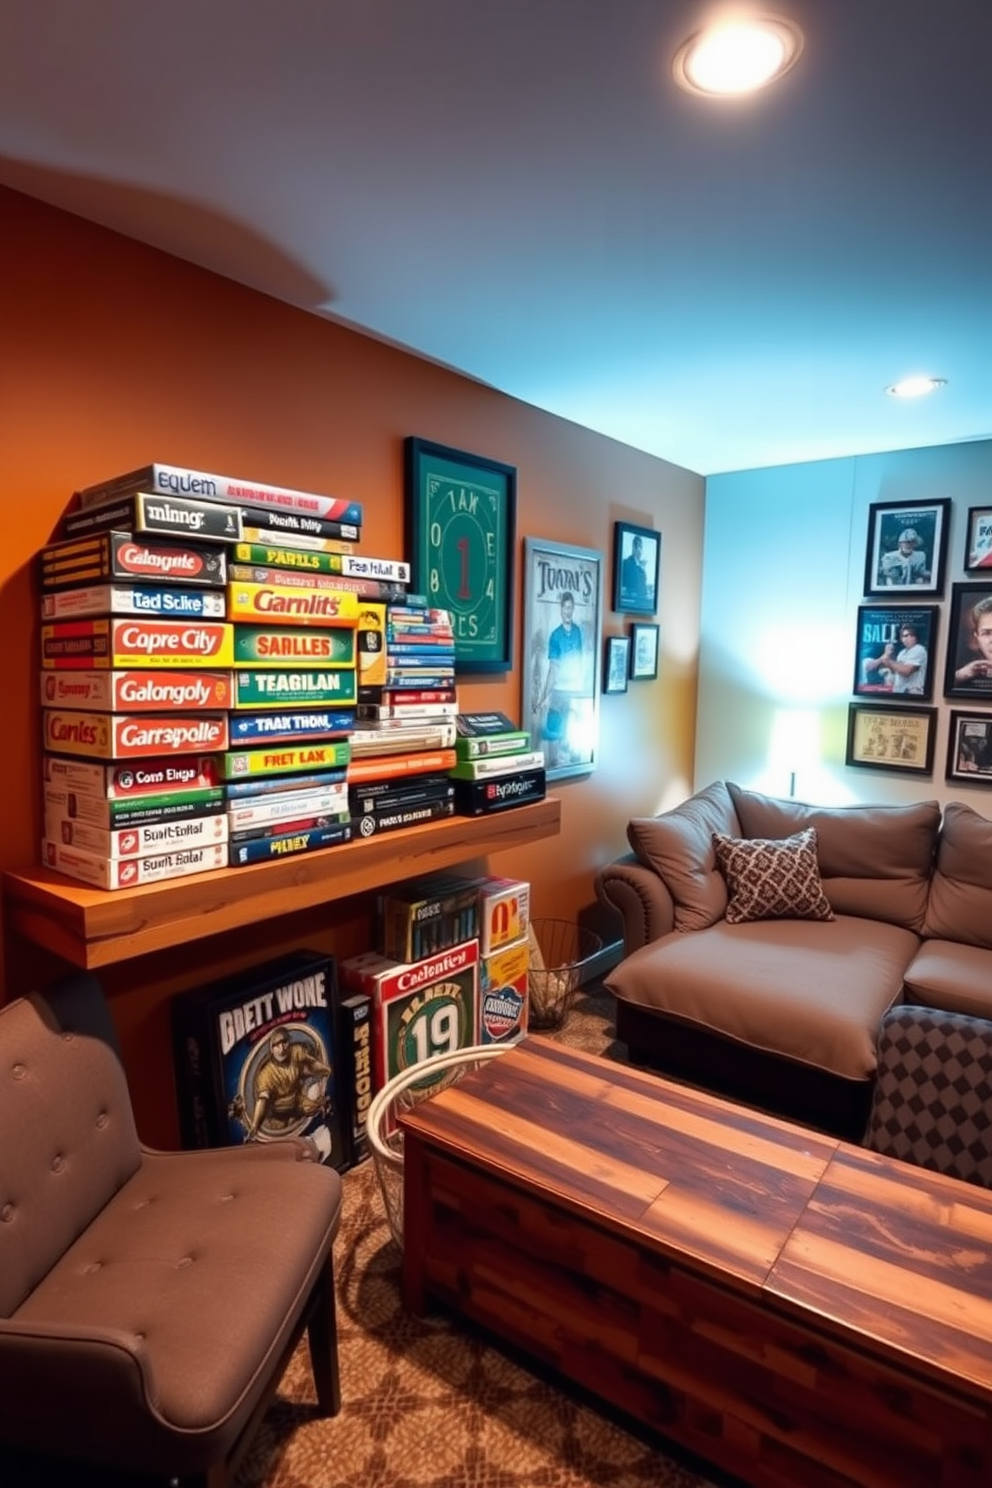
[[595, 781, 992, 1138]]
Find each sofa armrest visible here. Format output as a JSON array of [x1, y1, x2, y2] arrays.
[[595, 853, 676, 955]]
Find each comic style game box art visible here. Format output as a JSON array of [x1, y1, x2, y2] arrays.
[[172, 949, 350, 1171]]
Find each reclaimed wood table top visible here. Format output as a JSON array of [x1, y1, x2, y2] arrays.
[[767, 1142, 992, 1397], [401, 1038, 992, 1402], [400, 1038, 838, 1293]]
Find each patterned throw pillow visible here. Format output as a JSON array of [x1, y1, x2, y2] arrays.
[[712, 828, 834, 924]]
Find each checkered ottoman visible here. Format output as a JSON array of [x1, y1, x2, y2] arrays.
[[864, 1004, 992, 1188]]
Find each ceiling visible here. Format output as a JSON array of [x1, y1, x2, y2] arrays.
[[1, 0, 990, 476]]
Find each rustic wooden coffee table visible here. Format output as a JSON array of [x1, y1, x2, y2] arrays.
[[401, 1038, 992, 1488]]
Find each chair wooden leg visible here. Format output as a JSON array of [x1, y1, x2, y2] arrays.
[[306, 1259, 341, 1416]]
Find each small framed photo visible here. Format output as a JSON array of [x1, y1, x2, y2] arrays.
[[852, 604, 938, 702], [964, 506, 992, 573], [522, 536, 603, 781], [863, 498, 949, 598], [612, 521, 660, 615], [943, 583, 992, 699], [629, 623, 660, 681], [603, 635, 630, 694], [946, 710, 992, 786], [845, 703, 936, 776]]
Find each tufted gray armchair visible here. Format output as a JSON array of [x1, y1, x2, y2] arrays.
[[0, 973, 342, 1486]]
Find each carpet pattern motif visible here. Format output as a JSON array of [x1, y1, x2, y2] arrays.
[[235, 988, 721, 1488]]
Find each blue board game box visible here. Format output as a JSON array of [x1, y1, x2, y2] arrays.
[[171, 948, 349, 1170]]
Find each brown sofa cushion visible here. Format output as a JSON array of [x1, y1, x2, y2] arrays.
[[923, 802, 992, 948], [606, 914, 918, 1080], [904, 940, 992, 1018], [713, 828, 834, 924], [726, 783, 940, 932], [627, 780, 740, 932]]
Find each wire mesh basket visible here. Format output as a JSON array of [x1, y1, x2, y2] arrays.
[[366, 1044, 511, 1248], [526, 917, 602, 1031]]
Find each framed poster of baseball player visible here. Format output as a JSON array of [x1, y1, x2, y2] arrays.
[[852, 604, 938, 703], [863, 498, 949, 599], [522, 536, 602, 782]]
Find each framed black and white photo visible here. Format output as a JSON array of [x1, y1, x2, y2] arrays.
[[863, 498, 950, 598], [845, 703, 936, 776], [612, 521, 660, 615], [946, 710, 992, 786], [629, 622, 660, 681], [964, 506, 992, 573], [603, 635, 630, 694], [522, 537, 603, 781], [852, 604, 938, 702], [943, 582, 992, 699]]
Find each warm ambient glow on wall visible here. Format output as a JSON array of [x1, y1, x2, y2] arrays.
[[672, 12, 804, 96]]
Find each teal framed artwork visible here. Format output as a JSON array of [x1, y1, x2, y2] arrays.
[[404, 437, 516, 674]]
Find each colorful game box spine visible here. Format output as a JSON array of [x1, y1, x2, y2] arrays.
[[479, 937, 530, 1045], [227, 785, 349, 831], [226, 583, 359, 628], [229, 560, 405, 603], [350, 797, 454, 839], [222, 767, 347, 799], [357, 603, 387, 691], [348, 775, 455, 817], [232, 627, 355, 667], [58, 491, 243, 543], [40, 531, 228, 590], [228, 708, 355, 745], [237, 506, 359, 542], [75, 463, 363, 525], [43, 710, 229, 759], [241, 529, 354, 554], [45, 810, 230, 858], [41, 669, 233, 713], [449, 748, 545, 780], [346, 748, 456, 783], [349, 723, 457, 755], [40, 585, 226, 621], [43, 839, 228, 890], [233, 669, 357, 709], [41, 618, 234, 669], [477, 877, 531, 955], [453, 768, 547, 815], [335, 990, 373, 1167], [379, 875, 482, 963], [43, 752, 220, 799], [227, 819, 352, 865], [170, 949, 349, 1169], [45, 784, 225, 830], [222, 740, 351, 779]]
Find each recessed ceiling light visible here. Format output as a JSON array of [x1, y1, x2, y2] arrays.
[[886, 377, 948, 399], [673, 15, 804, 96]]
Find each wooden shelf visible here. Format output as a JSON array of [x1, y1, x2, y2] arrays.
[[2, 798, 560, 969]]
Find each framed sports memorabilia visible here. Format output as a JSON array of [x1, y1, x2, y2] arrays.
[[964, 506, 992, 573], [404, 437, 516, 673], [522, 536, 602, 782], [852, 604, 937, 702], [603, 635, 630, 694], [630, 623, 660, 680], [943, 582, 992, 699], [612, 520, 660, 615], [845, 703, 936, 776], [946, 710, 992, 786], [863, 498, 949, 599]]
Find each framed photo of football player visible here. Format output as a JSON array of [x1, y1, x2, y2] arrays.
[[863, 498, 949, 599]]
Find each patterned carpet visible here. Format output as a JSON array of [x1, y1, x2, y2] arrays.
[[235, 986, 725, 1488]]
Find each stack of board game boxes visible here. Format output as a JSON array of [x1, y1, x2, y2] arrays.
[[171, 947, 372, 1173], [339, 871, 530, 1128], [347, 605, 461, 838], [38, 461, 407, 887], [449, 710, 547, 814]]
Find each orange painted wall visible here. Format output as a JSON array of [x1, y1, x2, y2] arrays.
[[0, 186, 704, 1141]]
